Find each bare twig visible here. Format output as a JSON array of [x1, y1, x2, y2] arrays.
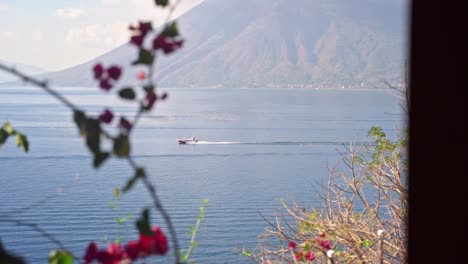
[[0, 64, 79, 111]]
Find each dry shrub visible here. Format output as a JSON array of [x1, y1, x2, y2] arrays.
[[243, 126, 408, 264]]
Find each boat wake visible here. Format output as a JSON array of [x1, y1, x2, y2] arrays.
[[181, 141, 373, 146], [190, 141, 241, 144]]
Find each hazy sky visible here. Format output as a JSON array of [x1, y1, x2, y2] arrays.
[[0, 0, 203, 71]]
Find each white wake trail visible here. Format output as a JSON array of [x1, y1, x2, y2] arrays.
[[191, 141, 241, 145]]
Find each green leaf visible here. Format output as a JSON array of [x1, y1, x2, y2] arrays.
[[3, 122, 15, 135], [73, 110, 87, 136], [154, 0, 169, 7], [116, 217, 127, 224], [362, 240, 371, 247], [15, 133, 29, 152], [48, 250, 73, 264], [240, 249, 252, 257], [136, 208, 153, 235], [85, 118, 101, 155], [118, 87, 136, 100], [122, 168, 145, 192], [113, 134, 130, 158], [162, 22, 179, 38], [93, 152, 110, 168], [143, 84, 155, 94], [132, 49, 154, 66], [0, 128, 8, 144]]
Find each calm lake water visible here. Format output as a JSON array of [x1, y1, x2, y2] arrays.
[[0, 87, 404, 263]]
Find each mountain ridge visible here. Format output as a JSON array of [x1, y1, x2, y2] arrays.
[[35, 0, 407, 88]]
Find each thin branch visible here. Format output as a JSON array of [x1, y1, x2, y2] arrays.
[[128, 158, 181, 264], [0, 217, 79, 262], [0, 64, 79, 111]]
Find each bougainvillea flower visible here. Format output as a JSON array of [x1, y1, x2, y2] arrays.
[[288, 241, 297, 250], [99, 78, 112, 91], [129, 21, 153, 47], [137, 71, 146, 80], [93, 64, 104, 79], [322, 240, 331, 250], [84, 242, 98, 263], [119, 117, 133, 132], [305, 251, 316, 261], [93, 63, 123, 91], [130, 35, 144, 47], [138, 227, 169, 255], [145, 93, 157, 110], [107, 66, 122, 80], [294, 250, 303, 260], [99, 109, 114, 124], [316, 237, 332, 250], [152, 34, 184, 54], [124, 240, 140, 261]]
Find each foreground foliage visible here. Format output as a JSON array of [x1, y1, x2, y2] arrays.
[[244, 127, 408, 263]]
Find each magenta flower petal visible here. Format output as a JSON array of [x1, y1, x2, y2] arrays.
[[99, 78, 112, 91], [93, 64, 104, 79], [84, 242, 98, 263], [305, 251, 316, 261], [288, 241, 296, 250], [99, 109, 114, 124], [107, 66, 122, 80]]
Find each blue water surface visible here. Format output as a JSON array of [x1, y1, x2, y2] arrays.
[[0, 87, 404, 263]]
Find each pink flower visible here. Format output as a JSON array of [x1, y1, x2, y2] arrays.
[[124, 240, 140, 261], [99, 109, 114, 124], [99, 78, 112, 91], [129, 21, 153, 47], [322, 240, 331, 250], [92, 63, 123, 91], [130, 35, 144, 47], [107, 66, 122, 80], [305, 251, 316, 261], [145, 93, 157, 110], [93, 64, 104, 79], [84, 242, 98, 263], [138, 227, 169, 255], [316, 237, 332, 250], [294, 250, 303, 260], [137, 71, 146, 80], [152, 34, 184, 54], [288, 241, 297, 250]]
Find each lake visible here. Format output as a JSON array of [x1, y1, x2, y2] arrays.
[[0, 87, 404, 263]]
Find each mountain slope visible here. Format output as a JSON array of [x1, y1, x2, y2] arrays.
[[40, 0, 407, 88], [0, 60, 48, 83]]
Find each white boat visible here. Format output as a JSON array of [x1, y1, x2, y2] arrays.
[[177, 137, 198, 144]]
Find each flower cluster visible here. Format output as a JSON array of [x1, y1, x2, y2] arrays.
[[93, 64, 123, 91], [129, 22, 153, 48], [315, 233, 332, 250], [143, 91, 168, 111], [129, 21, 184, 55], [152, 33, 184, 55], [289, 241, 316, 262], [84, 227, 168, 264]]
